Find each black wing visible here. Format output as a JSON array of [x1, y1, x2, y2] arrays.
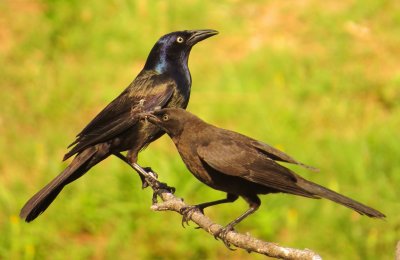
[[196, 134, 316, 197], [64, 72, 175, 160]]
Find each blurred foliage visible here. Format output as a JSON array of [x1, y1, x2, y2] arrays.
[[0, 0, 399, 259]]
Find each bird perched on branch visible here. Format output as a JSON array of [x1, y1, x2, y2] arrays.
[[144, 108, 385, 247], [20, 29, 218, 222]]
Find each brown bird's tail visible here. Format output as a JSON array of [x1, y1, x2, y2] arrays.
[[296, 178, 385, 218], [20, 147, 106, 222]]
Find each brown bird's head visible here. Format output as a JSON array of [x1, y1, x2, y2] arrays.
[[143, 108, 196, 138]]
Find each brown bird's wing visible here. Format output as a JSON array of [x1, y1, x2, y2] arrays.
[[251, 140, 319, 172], [64, 73, 175, 160], [197, 136, 316, 197]]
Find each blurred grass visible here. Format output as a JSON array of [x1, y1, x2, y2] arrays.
[[1, 0, 399, 259]]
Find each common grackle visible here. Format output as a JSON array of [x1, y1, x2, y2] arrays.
[[144, 108, 385, 246], [20, 30, 218, 222]]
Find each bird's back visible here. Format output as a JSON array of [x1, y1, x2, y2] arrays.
[[170, 117, 316, 197]]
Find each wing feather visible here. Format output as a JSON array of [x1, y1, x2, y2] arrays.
[[196, 134, 315, 197], [64, 72, 175, 160], [252, 140, 319, 172]]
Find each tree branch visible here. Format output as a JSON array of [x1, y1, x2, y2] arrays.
[[137, 166, 322, 259]]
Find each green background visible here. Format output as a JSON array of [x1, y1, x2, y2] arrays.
[[1, 0, 399, 259]]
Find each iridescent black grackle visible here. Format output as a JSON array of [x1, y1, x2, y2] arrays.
[[20, 30, 218, 222]]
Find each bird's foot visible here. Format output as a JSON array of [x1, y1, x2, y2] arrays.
[[179, 205, 204, 228], [214, 225, 236, 250], [136, 166, 175, 204], [151, 182, 176, 204], [141, 167, 174, 192], [141, 167, 175, 204], [140, 167, 158, 189], [158, 181, 175, 194]]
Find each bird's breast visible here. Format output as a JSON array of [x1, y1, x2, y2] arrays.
[[175, 139, 216, 187], [176, 75, 191, 99]]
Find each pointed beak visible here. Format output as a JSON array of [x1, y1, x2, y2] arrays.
[[187, 29, 218, 46], [140, 112, 161, 125]]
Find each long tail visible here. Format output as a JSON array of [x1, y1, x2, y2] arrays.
[[297, 178, 385, 218], [20, 146, 107, 222]]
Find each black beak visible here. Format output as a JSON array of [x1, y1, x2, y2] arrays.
[[187, 29, 218, 45]]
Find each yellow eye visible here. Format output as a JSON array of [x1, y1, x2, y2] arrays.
[[176, 36, 184, 43], [162, 114, 169, 121]]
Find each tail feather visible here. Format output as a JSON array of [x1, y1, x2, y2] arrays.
[[20, 147, 99, 222], [297, 178, 385, 218]]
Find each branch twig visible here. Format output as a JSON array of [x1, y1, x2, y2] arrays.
[[138, 166, 322, 260]]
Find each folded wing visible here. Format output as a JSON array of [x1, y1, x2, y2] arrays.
[[64, 73, 175, 160], [197, 135, 316, 198]]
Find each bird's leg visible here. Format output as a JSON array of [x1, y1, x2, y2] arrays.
[[114, 152, 149, 188], [127, 151, 152, 189], [214, 195, 261, 249], [116, 151, 160, 188], [130, 164, 175, 199], [180, 193, 238, 228], [113, 152, 175, 203]]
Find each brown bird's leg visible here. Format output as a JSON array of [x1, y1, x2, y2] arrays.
[[215, 195, 261, 249], [180, 193, 239, 227]]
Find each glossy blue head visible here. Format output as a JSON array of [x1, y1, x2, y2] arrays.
[[144, 29, 218, 73]]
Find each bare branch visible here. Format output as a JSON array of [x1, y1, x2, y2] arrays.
[[138, 167, 322, 260]]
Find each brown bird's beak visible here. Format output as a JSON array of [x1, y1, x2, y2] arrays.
[[187, 29, 218, 45], [140, 112, 161, 125]]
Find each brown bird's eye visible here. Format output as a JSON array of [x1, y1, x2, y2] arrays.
[[176, 36, 184, 43], [162, 114, 169, 121]]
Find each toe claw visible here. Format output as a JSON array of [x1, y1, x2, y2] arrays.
[[159, 182, 175, 194], [214, 226, 235, 250], [152, 192, 158, 204], [139, 174, 149, 189], [179, 206, 201, 228], [141, 181, 149, 189]]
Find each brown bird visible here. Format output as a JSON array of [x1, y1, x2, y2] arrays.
[[144, 108, 385, 246], [20, 30, 218, 222]]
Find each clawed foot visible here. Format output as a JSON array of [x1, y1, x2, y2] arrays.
[[151, 182, 176, 204], [214, 225, 236, 250], [140, 167, 174, 192], [137, 167, 175, 204], [179, 206, 204, 228], [140, 167, 158, 189], [158, 181, 175, 194]]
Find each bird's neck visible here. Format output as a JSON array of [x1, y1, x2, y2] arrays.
[[156, 56, 191, 82], [145, 44, 186, 70], [171, 59, 192, 98], [145, 54, 192, 95]]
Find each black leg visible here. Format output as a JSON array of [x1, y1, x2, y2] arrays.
[[180, 193, 239, 227], [114, 152, 158, 189], [113, 152, 175, 201], [215, 195, 261, 249]]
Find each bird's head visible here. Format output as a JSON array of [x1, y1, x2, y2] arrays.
[[144, 29, 218, 73], [141, 108, 195, 138]]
